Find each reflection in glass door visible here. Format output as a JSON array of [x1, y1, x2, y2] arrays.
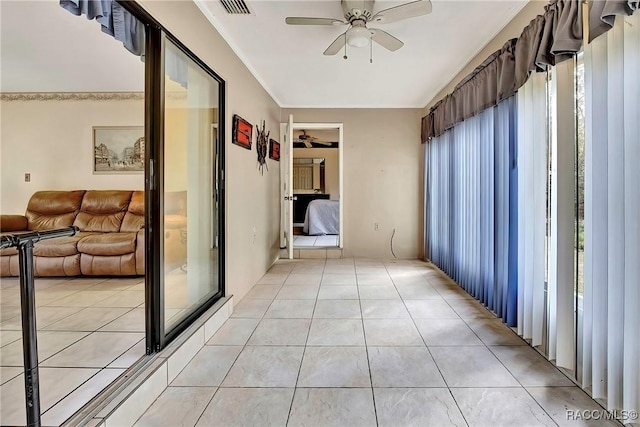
[[163, 39, 223, 332]]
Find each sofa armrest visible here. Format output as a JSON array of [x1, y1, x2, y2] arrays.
[[1, 215, 28, 232]]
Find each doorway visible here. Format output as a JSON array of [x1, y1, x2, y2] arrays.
[[280, 117, 343, 258]]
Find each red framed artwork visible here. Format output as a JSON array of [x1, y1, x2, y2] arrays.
[[232, 114, 252, 150], [269, 139, 280, 161]]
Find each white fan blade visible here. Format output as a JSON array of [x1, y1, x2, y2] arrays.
[[286, 17, 346, 26], [370, 29, 404, 51], [372, 0, 432, 24], [304, 140, 313, 148], [314, 140, 333, 146], [324, 32, 347, 55]]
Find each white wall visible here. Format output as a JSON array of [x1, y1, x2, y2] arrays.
[[283, 108, 423, 259], [0, 98, 144, 214], [293, 148, 339, 200], [140, 0, 282, 302]]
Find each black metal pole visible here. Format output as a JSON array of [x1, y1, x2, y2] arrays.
[[1, 234, 15, 249], [18, 239, 41, 427], [12, 226, 77, 427]]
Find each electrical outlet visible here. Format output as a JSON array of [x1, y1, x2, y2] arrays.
[[24, 173, 31, 182], [374, 223, 379, 231]]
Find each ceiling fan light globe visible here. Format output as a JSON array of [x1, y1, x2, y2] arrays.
[[346, 26, 371, 48]]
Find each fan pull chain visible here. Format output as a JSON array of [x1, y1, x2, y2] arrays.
[[369, 35, 373, 63], [343, 33, 348, 60]]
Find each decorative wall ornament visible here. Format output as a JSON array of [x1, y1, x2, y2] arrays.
[[232, 114, 253, 150], [256, 121, 270, 175], [269, 139, 280, 161], [0, 92, 145, 102]]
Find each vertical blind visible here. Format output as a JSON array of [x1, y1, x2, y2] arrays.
[[515, 72, 547, 348], [424, 2, 639, 418], [582, 11, 640, 414], [515, 63, 577, 371], [425, 97, 518, 325]]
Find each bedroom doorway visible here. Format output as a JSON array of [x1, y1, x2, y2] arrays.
[[280, 116, 343, 259]]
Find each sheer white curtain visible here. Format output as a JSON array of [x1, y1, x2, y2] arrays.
[[582, 11, 640, 415], [516, 72, 548, 348]]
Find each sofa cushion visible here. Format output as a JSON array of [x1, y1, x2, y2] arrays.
[[74, 191, 133, 232], [33, 236, 83, 257], [0, 247, 18, 256], [0, 254, 17, 276], [35, 254, 81, 276], [25, 190, 86, 231], [77, 233, 137, 256], [31, 232, 96, 257], [121, 191, 145, 232], [80, 253, 136, 276]]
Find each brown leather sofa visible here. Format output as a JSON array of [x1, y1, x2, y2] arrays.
[[1, 190, 145, 277]]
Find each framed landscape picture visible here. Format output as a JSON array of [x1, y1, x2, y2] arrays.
[[93, 126, 144, 174], [232, 114, 252, 150]]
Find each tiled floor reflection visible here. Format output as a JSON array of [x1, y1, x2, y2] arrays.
[[136, 259, 615, 427], [0, 276, 145, 426]]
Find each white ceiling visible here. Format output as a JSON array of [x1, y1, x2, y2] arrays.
[[0, 0, 144, 92], [196, 0, 528, 108], [1, 0, 527, 108]]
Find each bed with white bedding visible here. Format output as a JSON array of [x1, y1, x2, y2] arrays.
[[303, 199, 340, 235]]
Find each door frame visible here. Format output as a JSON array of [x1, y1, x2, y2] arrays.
[[280, 120, 343, 258]]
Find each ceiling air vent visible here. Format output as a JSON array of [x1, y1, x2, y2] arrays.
[[220, 0, 251, 14]]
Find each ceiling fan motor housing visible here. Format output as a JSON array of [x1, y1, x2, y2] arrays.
[[286, 0, 433, 56], [342, 0, 374, 22]]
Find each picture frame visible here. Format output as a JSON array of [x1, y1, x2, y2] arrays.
[[232, 114, 252, 150], [269, 139, 280, 161], [93, 126, 144, 174]]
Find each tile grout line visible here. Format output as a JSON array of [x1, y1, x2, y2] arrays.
[[385, 260, 471, 427], [190, 262, 297, 427], [1, 278, 145, 425], [424, 264, 567, 426], [357, 259, 380, 427], [284, 257, 326, 426]]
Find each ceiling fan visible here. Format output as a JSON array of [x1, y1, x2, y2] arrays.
[[295, 130, 334, 148], [285, 0, 432, 57]]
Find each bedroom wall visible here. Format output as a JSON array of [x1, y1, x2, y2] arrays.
[[140, 0, 282, 302], [282, 108, 423, 259], [0, 98, 144, 214], [293, 147, 339, 200]]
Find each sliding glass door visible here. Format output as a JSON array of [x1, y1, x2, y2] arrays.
[[144, 24, 225, 349], [161, 38, 224, 334]]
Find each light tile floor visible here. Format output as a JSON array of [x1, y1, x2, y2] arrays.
[[293, 235, 339, 248], [136, 258, 617, 427], [0, 276, 146, 426]]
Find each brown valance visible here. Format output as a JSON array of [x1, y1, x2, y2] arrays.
[[589, 0, 639, 42], [422, 0, 583, 142]]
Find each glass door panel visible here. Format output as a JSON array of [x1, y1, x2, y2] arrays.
[[163, 39, 221, 332]]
